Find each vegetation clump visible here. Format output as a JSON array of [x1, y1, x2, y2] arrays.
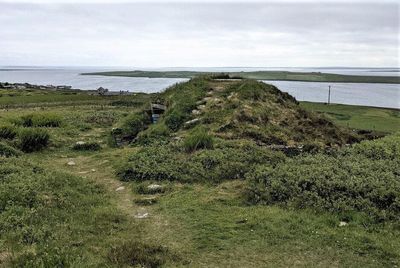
[[0, 158, 125, 266], [183, 127, 214, 152], [117, 141, 285, 183], [18, 128, 50, 152], [14, 113, 62, 127], [111, 112, 151, 145], [108, 240, 177, 267], [0, 142, 22, 157], [0, 124, 17, 139], [247, 133, 400, 221], [72, 141, 101, 151]]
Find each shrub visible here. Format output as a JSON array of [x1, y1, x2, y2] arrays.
[[121, 112, 151, 139], [0, 157, 125, 267], [0, 142, 22, 157], [108, 241, 176, 267], [32, 113, 62, 127], [183, 127, 214, 152], [117, 141, 285, 183], [85, 111, 117, 127], [136, 123, 170, 145], [164, 110, 186, 131], [0, 125, 17, 139], [72, 141, 101, 151], [13, 113, 62, 127], [116, 146, 185, 182], [18, 128, 50, 152], [247, 134, 400, 221]]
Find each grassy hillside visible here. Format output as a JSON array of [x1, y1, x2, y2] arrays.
[[301, 102, 400, 133], [1, 78, 399, 267], [82, 70, 400, 83]]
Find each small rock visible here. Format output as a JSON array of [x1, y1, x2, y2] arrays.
[[91, 169, 96, 172], [78, 171, 88, 174], [115, 186, 125, 192], [67, 161, 76, 166], [191, 109, 201, 115], [134, 212, 149, 219], [147, 184, 162, 190], [76, 141, 85, 145], [339, 221, 348, 227], [184, 118, 200, 125], [198, 105, 206, 110]]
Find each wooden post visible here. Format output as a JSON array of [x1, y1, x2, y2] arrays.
[[328, 85, 331, 105]]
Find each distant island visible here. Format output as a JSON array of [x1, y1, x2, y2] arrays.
[[82, 70, 400, 84]]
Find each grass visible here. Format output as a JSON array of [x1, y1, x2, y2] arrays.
[[301, 102, 400, 133], [0, 80, 399, 267], [153, 181, 400, 267], [82, 70, 400, 83], [0, 89, 152, 108]]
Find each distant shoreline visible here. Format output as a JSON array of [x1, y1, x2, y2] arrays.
[[82, 70, 400, 84]]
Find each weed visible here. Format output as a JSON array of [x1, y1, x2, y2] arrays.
[[18, 128, 50, 152]]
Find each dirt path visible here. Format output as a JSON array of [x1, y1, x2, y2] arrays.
[[51, 153, 150, 219]]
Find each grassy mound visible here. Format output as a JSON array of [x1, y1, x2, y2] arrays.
[[247, 133, 400, 221], [117, 140, 285, 183], [156, 77, 359, 147], [0, 158, 123, 266]]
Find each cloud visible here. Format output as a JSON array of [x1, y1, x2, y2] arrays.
[[0, 1, 398, 67]]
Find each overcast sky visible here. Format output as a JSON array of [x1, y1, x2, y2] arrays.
[[0, 0, 398, 67]]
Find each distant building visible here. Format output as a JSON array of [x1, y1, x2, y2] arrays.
[[97, 87, 109, 95]]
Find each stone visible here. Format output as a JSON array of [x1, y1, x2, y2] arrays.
[[192, 109, 201, 115], [339, 221, 348, 227], [91, 169, 96, 172], [67, 161, 76, 166], [147, 184, 162, 190], [184, 118, 200, 125], [134, 212, 149, 219], [115, 186, 125, 192], [76, 141, 85, 145]]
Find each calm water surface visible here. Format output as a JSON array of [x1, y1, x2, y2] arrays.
[[0, 67, 398, 109]]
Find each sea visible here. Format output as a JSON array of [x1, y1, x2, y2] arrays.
[[0, 66, 399, 109]]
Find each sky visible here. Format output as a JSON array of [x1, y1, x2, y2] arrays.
[[0, 0, 399, 67]]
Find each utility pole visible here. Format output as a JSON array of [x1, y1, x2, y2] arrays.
[[328, 85, 331, 105]]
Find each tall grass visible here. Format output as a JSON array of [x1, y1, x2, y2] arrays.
[[183, 127, 214, 152], [0, 125, 17, 139], [18, 128, 50, 152]]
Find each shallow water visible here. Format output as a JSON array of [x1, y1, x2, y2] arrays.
[[0, 67, 399, 108]]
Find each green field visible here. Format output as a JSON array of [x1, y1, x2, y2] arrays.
[[301, 102, 400, 133], [82, 70, 400, 83], [1, 80, 399, 267]]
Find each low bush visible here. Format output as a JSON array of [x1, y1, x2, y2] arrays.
[[0, 158, 127, 266], [183, 127, 214, 152], [117, 146, 185, 182], [0, 142, 22, 157], [164, 110, 187, 131], [85, 111, 117, 127], [72, 141, 101, 151], [18, 128, 50, 152], [13, 113, 62, 127], [0, 125, 17, 139], [117, 141, 285, 183], [136, 123, 171, 145], [108, 241, 177, 267], [121, 112, 151, 139], [247, 133, 400, 221]]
